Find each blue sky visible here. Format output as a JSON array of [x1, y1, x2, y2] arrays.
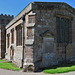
[[0, 0, 75, 17]]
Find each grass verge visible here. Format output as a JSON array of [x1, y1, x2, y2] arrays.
[[0, 59, 4, 61], [43, 64, 75, 74], [0, 62, 21, 71]]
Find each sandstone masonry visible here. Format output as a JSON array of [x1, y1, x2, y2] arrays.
[[5, 2, 75, 71]]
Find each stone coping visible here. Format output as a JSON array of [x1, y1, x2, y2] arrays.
[[27, 23, 35, 27], [25, 39, 34, 45], [28, 13, 36, 16]]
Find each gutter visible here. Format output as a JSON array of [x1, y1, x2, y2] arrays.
[[21, 15, 25, 68]]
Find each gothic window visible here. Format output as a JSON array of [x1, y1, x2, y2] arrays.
[[11, 29, 14, 44], [7, 34, 10, 48], [28, 15, 35, 23], [16, 25, 22, 46], [56, 16, 71, 43]]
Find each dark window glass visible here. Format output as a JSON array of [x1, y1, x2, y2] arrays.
[[56, 17, 61, 43], [65, 19, 70, 43], [56, 17, 71, 43], [11, 29, 14, 44], [7, 34, 10, 48], [61, 18, 65, 43], [16, 25, 22, 46]]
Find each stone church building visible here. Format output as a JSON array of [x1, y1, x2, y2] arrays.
[[0, 14, 13, 58], [5, 2, 75, 71]]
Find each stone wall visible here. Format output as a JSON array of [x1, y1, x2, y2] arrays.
[[0, 25, 6, 58], [0, 13, 14, 26], [33, 5, 75, 70], [23, 11, 35, 71], [5, 2, 75, 71], [5, 18, 23, 67], [0, 13, 13, 58], [1, 26, 6, 58], [0, 27, 1, 58]]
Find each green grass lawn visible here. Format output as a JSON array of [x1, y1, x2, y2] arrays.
[[43, 64, 75, 74], [0, 62, 21, 71], [0, 59, 4, 61]]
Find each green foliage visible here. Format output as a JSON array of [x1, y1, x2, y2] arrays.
[[43, 64, 75, 74]]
